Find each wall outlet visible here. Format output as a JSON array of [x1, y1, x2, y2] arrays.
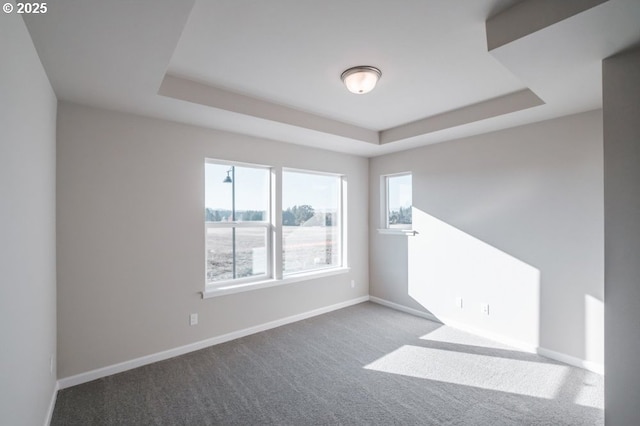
[[190, 313, 198, 326], [456, 297, 463, 309], [481, 303, 490, 315], [351, 280, 355, 288]]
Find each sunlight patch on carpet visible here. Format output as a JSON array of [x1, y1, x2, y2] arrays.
[[365, 345, 571, 400]]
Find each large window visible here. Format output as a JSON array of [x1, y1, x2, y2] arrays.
[[205, 161, 345, 292], [205, 161, 271, 286], [282, 170, 342, 275], [384, 173, 412, 229]]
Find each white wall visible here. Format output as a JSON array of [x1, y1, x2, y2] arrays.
[[603, 47, 640, 425], [0, 11, 58, 426], [370, 110, 604, 367], [56, 102, 369, 379]]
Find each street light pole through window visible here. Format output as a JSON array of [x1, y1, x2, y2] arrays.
[[223, 166, 236, 278]]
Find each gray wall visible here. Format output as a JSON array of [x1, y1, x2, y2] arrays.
[[56, 102, 369, 379], [603, 47, 640, 426], [370, 110, 604, 366], [0, 12, 58, 426]]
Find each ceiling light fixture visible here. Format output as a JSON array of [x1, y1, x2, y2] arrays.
[[341, 66, 381, 94]]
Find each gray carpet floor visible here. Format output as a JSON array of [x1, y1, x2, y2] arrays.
[[51, 302, 603, 425]]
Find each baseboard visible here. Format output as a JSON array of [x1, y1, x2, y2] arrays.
[[369, 296, 442, 323], [44, 381, 58, 426], [368, 296, 531, 350], [435, 316, 540, 354], [537, 347, 604, 375], [57, 295, 369, 389], [369, 296, 604, 375]]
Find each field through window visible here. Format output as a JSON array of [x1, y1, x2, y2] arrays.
[[282, 170, 342, 275]]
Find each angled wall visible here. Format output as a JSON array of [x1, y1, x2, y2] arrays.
[[603, 47, 640, 425], [0, 11, 57, 426]]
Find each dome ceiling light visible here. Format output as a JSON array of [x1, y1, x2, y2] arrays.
[[340, 66, 382, 94]]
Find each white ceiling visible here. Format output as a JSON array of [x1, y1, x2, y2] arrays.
[[23, 0, 640, 157]]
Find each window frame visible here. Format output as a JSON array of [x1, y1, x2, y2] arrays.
[[203, 161, 348, 297], [204, 159, 273, 290], [281, 168, 345, 277], [380, 172, 414, 234]]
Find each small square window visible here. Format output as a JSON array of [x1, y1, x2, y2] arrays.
[[384, 173, 412, 229]]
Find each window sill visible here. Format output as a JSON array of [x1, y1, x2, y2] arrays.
[[202, 267, 351, 299], [377, 228, 418, 236]]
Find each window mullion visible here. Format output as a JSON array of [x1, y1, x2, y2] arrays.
[[272, 167, 283, 280]]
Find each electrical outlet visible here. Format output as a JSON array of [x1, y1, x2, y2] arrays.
[[481, 303, 490, 315], [190, 313, 198, 326], [351, 280, 355, 288], [456, 297, 463, 309]]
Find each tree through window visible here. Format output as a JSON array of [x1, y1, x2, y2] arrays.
[[385, 173, 412, 229]]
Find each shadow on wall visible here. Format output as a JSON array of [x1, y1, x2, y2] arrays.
[[408, 208, 541, 349]]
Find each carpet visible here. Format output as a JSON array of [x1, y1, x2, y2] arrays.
[[51, 302, 603, 425]]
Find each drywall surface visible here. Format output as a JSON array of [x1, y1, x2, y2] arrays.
[[0, 11, 58, 426], [370, 110, 604, 366], [56, 102, 369, 378], [603, 47, 640, 425]]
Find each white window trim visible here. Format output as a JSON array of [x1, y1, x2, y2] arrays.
[[379, 172, 414, 235], [377, 228, 417, 236], [202, 267, 350, 298]]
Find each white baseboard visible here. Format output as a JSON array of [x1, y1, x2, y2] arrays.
[[369, 296, 442, 323], [369, 296, 604, 375], [435, 316, 540, 354], [368, 296, 532, 350], [56, 294, 603, 390], [44, 381, 58, 426], [537, 347, 604, 375], [57, 295, 369, 389]]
